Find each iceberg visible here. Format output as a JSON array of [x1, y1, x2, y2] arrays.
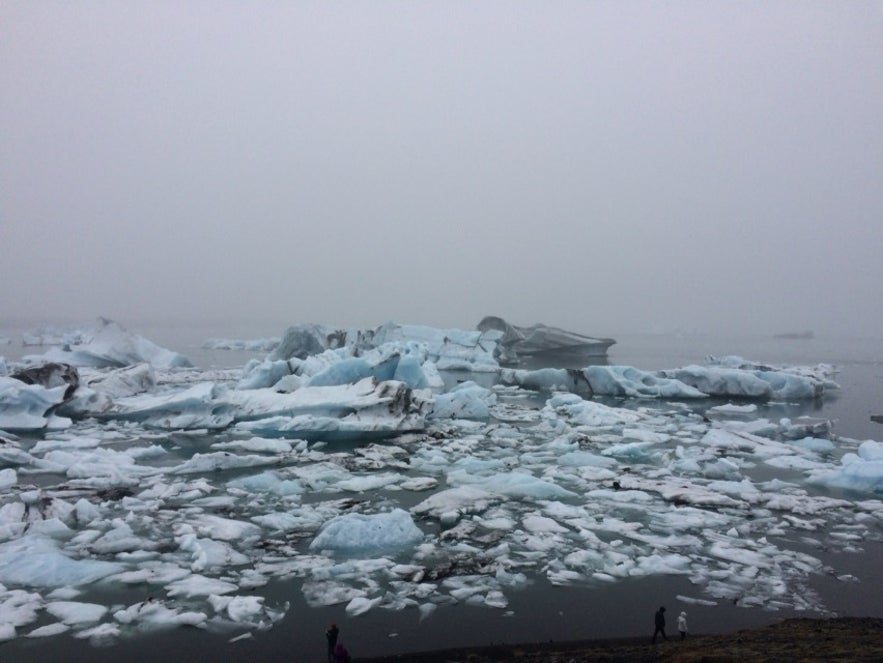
[[0, 535, 123, 587], [808, 440, 883, 494], [430, 381, 496, 420], [309, 509, 424, 555], [98, 377, 432, 440], [0, 377, 71, 431], [203, 337, 280, 352], [585, 366, 706, 399], [477, 316, 615, 365], [24, 319, 191, 370]]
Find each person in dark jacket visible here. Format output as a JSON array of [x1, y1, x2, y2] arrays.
[[652, 606, 667, 643], [325, 623, 339, 662]]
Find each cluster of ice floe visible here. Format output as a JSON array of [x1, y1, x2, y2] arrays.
[[0, 321, 879, 648]]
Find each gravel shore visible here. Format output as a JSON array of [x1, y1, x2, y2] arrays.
[[355, 617, 883, 662]]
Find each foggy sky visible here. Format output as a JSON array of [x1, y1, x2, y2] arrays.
[[2, 2, 881, 337]]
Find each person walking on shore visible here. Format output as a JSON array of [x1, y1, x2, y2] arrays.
[[325, 623, 339, 663], [652, 606, 667, 643], [678, 611, 688, 640]]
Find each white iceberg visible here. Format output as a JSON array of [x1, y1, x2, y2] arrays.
[[0, 377, 71, 431], [25, 319, 191, 369]]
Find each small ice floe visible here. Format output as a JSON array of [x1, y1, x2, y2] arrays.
[[25, 623, 71, 638], [165, 574, 239, 598], [676, 594, 718, 606], [45, 600, 108, 625]]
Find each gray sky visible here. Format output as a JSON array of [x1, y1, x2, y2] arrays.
[[2, 2, 881, 337]]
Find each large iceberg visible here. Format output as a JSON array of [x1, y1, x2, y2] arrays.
[[97, 377, 433, 440], [24, 319, 191, 370], [501, 360, 839, 401], [477, 315, 615, 365]]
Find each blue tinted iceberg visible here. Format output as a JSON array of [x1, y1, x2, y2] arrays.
[[808, 440, 883, 494], [0, 377, 70, 431], [309, 509, 423, 555]]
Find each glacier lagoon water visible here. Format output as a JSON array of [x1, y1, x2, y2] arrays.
[[0, 322, 881, 661]]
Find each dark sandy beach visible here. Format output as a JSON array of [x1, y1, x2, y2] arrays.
[[355, 617, 883, 663]]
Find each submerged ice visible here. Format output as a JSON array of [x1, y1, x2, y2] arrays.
[[0, 321, 878, 649]]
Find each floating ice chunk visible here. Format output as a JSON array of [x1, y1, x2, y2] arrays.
[[522, 514, 569, 534], [556, 451, 618, 468], [412, 486, 499, 523], [705, 356, 838, 399], [83, 363, 156, 398], [203, 337, 280, 352], [41, 447, 158, 487], [101, 382, 233, 429], [25, 623, 70, 637], [45, 600, 108, 625], [0, 587, 43, 631], [114, 598, 208, 631], [0, 377, 70, 431], [73, 621, 120, 644], [448, 470, 577, 501], [306, 355, 395, 388], [0, 469, 15, 490], [89, 521, 156, 554], [187, 514, 261, 542], [213, 437, 293, 454], [229, 378, 432, 440], [209, 595, 265, 624], [334, 472, 402, 493], [310, 509, 423, 556], [0, 535, 123, 587], [166, 574, 239, 598], [107, 562, 190, 586], [372, 323, 500, 372], [170, 452, 281, 475], [430, 381, 496, 420], [676, 594, 718, 606], [585, 366, 705, 399], [808, 440, 883, 494], [177, 534, 250, 571], [498, 368, 589, 393], [237, 359, 298, 390], [706, 403, 758, 417], [346, 595, 382, 616], [400, 477, 439, 491], [27, 319, 191, 369], [858, 440, 883, 461], [601, 441, 659, 463], [660, 366, 772, 399], [543, 393, 643, 427], [227, 471, 304, 496]]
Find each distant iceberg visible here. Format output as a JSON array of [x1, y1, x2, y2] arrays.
[[23, 319, 191, 370], [477, 315, 616, 366]]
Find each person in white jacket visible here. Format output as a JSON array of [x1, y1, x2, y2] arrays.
[[678, 611, 688, 640]]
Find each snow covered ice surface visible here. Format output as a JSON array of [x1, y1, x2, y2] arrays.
[[0, 324, 880, 651]]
